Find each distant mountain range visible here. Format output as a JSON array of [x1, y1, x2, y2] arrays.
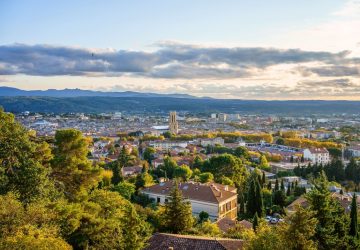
[[0, 86, 202, 99]]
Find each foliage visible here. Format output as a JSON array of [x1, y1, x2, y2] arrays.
[[199, 172, 214, 183], [51, 129, 101, 201], [112, 181, 136, 200], [162, 181, 194, 233]]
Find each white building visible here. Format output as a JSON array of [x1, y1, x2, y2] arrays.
[[303, 148, 330, 165], [149, 140, 188, 150], [142, 181, 238, 221], [200, 137, 225, 147]]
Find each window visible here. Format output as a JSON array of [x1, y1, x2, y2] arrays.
[[165, 199, 168, 203], [157, 197, 161, 203]]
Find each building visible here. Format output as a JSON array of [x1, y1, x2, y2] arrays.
[[347, 143, 360, 158], [303, 148, 330, 165], [142, 181, 238, 221], [145, 233, 244, 250], [218, 113, 227, 122], [200, 137, 225, 147], [169, 111, 179, 134], [121, 166, 143, 177], [149, 140, 188, 150]]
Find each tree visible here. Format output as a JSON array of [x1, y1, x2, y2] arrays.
[[259, 155, 270, 170], [277, 206, 318, 250], [198, 211, 209, 223], [253, 212, 259, 232], [280, 179, 285, 192], [234, 146, 250, 159], [0, 109, 56, 203], [306, 171, 349, 249], [192, 155, 204, 169], [274, 179, 279, 191], [201, 154, 248, 187], [118, 145, 132, 167], [286, 182, 291, 196], [199, 172, 214, 183], [350, 193, 358, 238], [109, 160, 123, 185], [173, 164, 193, 181], [143, 147, 155, 164], [51, 129, 101, 201], [195, 220, 222, 237], [246, 222, 281, 250], [113, 181, 136, 200], [246, 172, 264, 218], [261, 172, 266, 188], [163, 181, 194, 233]]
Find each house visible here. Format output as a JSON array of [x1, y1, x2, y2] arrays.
[[347, 143, 360, 158], [149, 140, 188, 150], [121, 166, 143, 177], [145, 233, 244, 250], [303, 148, 330, 165], [200, 137, 225, 147], [142, 181, 238, 221], [216, 217, 252, 233]]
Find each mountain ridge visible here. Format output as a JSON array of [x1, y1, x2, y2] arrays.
[[0, 86, 204, 99]]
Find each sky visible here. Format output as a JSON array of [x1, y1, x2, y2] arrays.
[[0, 0, 360, 99]]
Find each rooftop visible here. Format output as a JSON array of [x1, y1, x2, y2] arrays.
[[144, 233, 244, 250], [143, 181, 237, 204]]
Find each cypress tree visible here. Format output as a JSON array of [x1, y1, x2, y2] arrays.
[[261, 171, 266, 188], [253, 212, 259, 232], [350, 193, 359, 238], [239, 192, 245, 215], [286, 182, 291, 196], [274, 179, 279, 191], [246, 172, 264, 218], [280, 179, 285, 192], [267, 181, 272, 190]]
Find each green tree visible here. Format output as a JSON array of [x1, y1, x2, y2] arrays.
[[198, 211, 210, 222], [278, 206, 318, 250], [246, 172, 264, 218], [259, 155, 270, 170], [253, 212, 259, 232], [163, 181, 194, 233], [112, 181, 136, 200], [143, 147, 155, 164], [195, 220, 222, 237], [306, 171, 349, 249], [350, 193, 358, 238], [199, 172, 214, 183], [51, 129, 101, 201], [0, 109, 55, 203], [192, 155, 204, 169], [234, 146, 250, 160], [174, 164, 193, 181], [202, 154, 248, 187]]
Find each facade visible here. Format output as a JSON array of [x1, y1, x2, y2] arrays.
[[169, 111, 179, 134], [200, 137, 225, 147], [149, 140, 188, 150], [142, 181, 238, 221], [303, 148, 330, 165]]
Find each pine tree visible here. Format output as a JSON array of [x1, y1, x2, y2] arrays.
[[350, 193, 358, 238], [163, 181, 194, 233]]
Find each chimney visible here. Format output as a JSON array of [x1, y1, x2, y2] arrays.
[[224, 185, 229, 191]]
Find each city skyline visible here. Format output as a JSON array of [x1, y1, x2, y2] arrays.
[[1, 0, 360, 99]]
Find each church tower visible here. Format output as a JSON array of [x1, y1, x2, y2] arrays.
[[169, 111, 178, 134]]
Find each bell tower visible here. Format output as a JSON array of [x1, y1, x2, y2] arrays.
[[169, 111, 178, 134]]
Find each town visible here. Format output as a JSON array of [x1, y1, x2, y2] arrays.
[[3, 108, 360, 249]]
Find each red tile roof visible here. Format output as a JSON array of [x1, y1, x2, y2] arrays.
[[145, 233, 244, 250]]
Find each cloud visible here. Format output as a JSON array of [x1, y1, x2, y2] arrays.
[[298, 66, 360, 77], [0, 43, 358, 79]]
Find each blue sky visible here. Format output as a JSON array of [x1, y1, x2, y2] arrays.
[[0, 0, 360, 99]]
